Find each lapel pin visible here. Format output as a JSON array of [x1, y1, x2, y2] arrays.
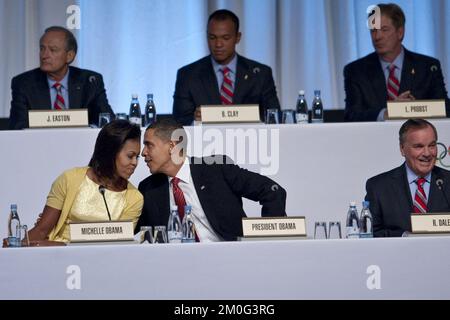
[[244, 74, 248, 80], [411, 68, 415, 75], [201, 185, 206, 190], [252, 67, 260, 74]]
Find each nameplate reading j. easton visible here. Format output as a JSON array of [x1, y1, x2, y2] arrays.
[[411, 213, 450, 234], [242, 216, 307, 238], [28, 109, 88, 128], [200, 104, 261, 123], [387, 100, 446, 119], [69, 220, 134, 242]]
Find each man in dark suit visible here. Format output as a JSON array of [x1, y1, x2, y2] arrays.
[[136, 119, 287, 241], [9, 26, 113, 129], [344, 3, 450, 122], [172, 9, 280, 125], [366, 119, 450, 237]]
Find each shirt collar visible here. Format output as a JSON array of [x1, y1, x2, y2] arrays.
[[47, 69, 70, 89], [405, 163, 432, 185], [211, 54, 238, 75], [379, 46, 404, 72], [169, 157, 191, 185]]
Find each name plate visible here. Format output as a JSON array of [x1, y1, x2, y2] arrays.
[[242, 216, 307, 238], [69, 220, 134, 242], [200, 104, 261, 123], [387, 100, 446, 119], [411, 213, 450, 234], [28, 109, 89, 128]]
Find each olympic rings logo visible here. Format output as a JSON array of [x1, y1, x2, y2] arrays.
[[437, 142, 450, 168]]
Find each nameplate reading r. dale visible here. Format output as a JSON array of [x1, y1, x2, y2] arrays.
[[411, 213, 450, 234], [69, 220, 134, 242], [28, 109, 89, 128], [387, 100, 446, 119], [200, 104, 260, 123]]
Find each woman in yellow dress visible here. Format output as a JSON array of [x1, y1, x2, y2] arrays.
[[27, 120, 143, 245]]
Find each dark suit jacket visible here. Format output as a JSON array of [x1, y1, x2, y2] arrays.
[[9, 66, 114, 129], [172, 55, 281, 125], [365, 164, 450, 237], [344, 49, 450, 121], [136, 155, 287, 241]]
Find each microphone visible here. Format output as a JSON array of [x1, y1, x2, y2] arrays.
[[98, 185, 112, 221], [436, 178, 450, 210]]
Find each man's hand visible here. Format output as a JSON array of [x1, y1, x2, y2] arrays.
[[194, 107, 202, 121], [395, 90, 415, 101]]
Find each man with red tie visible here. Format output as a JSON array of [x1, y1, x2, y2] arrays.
[[344, 3, 450, 121], [136, 119, 287, 241], [172, 9, 280, 125], [365, 119, 450, 237], [9, 26, 113, 129]]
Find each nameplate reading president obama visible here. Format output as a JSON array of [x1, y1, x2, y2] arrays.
[[387, 100, 446, 120], [200, 104, 260, 123], [242, 216, 307, 238], [69, 220, 134, 243], [28, 109, 88, 128]]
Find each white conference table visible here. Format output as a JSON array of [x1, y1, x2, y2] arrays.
[[1, 236, 450, 300], [1, 120, 450, 236]]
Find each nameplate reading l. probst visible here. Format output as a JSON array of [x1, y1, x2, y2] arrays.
[[411, 213, 450, 234], [387, 99, 446, 119], [69, 220, 134, 242], [28, 109, 88, 128], [242, 216, 306, 237], [200, 104, 260, 123]]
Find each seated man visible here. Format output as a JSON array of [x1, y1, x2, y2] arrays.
[[365, 119, 450, 237], [136, 119, 287, 241], [172, 9, 280, 125], [344, 3, 450, 121], [9, 26, 114, 129]]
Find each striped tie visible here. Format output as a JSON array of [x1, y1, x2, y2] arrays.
[[220, 67, 233, 105], [413, 177, 428, 213], [387, 64, 399, 101], [172, 177, 186, 222], [53, 82, 66, 110]]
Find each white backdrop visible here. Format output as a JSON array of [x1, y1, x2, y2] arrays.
[[1, 0, 449, 118]]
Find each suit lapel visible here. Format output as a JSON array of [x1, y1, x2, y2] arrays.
[[399, 49, 415, 94], [32, 70, 52, 109], [391, 164, 414, 217], [367, 53, 388, 106], [233, 55, 251, 104], [68, 67, 83, 109], [201, 58, 222, 104], [149, 177, 171, 223]]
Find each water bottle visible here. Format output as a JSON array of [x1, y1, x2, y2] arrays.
[[345, 201, 360, 239], [144, 93, 157, 127], [182, 205, 196, 243], [359, 201, 373, 238], [295, 90, 308, 124], [311, 90, 324, 123], [129, 94, 142, 126], [8, 204, 21, 247], [167, 205, 182, 243]]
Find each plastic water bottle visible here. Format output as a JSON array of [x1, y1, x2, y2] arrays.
[[311, 90, 323, 123], [144, 93, 157, 127], [167, 205, 182, 243], [345, 201, 360, 238], [129, 94, 142, 126], [295, 90, 308, 124], [359, 201, 373, 238], [182, 205, 196, 243], [8, 204, 21, 247]]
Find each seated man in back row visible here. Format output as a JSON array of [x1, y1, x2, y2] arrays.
[[136, 119, 287, 241], [172, 9, 280, 125], [344, 3, 450, 121], [365, 119, 450, 237], [9, 26, 114, 129]]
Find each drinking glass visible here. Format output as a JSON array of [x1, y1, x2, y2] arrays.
[[314, 221, 328, 239], [98, 112, 111, 127], [139, 226, 153, 244], [21, 225, 29, 247], [152, 226, 168, 243], [282, 109, 296, 124], [328, 221, 342, 239], [265, 109, 279, 124]]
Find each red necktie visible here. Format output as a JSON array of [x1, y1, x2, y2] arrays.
[[171, 177, 186, 221], [220, 67, 233, 105], [413, 178, 428, 213], [387, 64, 399, 101], [53, 82, 66, 110]]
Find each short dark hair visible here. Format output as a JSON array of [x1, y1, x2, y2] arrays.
[[208, 9, 240, 34], [399, 119, 437, 145], [377, 3, 406, 29], [89, 120, 141, 181], [43, 26, 78, 54], [146, 118, 186, 144]]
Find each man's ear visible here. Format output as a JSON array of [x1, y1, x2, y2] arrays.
[[66, 50, 76, 64]]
